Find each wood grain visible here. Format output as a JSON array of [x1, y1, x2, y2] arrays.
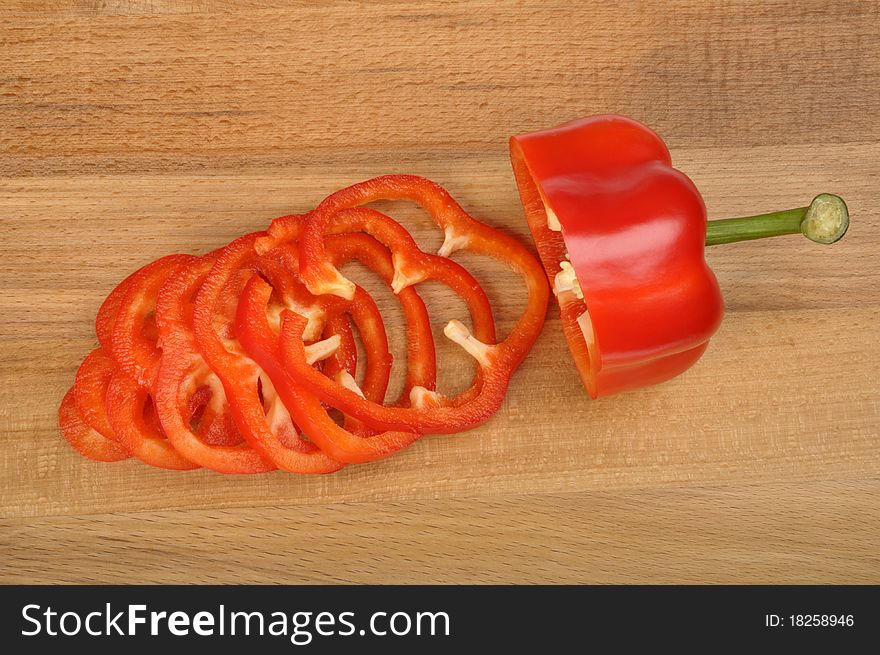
[[3, 481, 877, 584], [1, 0, 878, 583]]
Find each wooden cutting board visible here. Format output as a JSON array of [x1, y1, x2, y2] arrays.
[[1, 1, 877, 584]]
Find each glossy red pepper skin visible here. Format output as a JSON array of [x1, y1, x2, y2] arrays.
[[510, 114, 723, 398]]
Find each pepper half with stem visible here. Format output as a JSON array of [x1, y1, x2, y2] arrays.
[[510, 114, 849, 399]]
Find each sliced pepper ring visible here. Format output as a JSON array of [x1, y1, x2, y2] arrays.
[[194, 219, 443, 466], [257, 204, 495, 413], [105, 370, 199, 471], [154, 256, 277, 474], [260, 233, 436, 438], [258, 242, 394, 438], [110, 253, 197, 389], [236, 275, 422, 464], [192, 232, 345, 474], [194, 231, 408, 471], [321, 313, 357, 380], [328, 232, 437, 404], [95, 268, 140, 352], [73, 347, 121, 442], [103, 253, 245, 462], [267, 232, 438, 405], [258, 175, 548, 434], [58, 387, 130, 463]]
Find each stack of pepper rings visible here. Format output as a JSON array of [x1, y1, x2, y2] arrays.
[[59, 175, 550, 473]]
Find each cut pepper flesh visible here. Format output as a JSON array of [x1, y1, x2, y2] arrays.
[[154, 256, 277, 474], [95, 268, 139, 352], [261, 232, 437, 437], [58, 387, 130, 463], [191, 228, 422, 471], [73, 347, 121, 442], [236, 275, 422, 464], [255, 175, 548, 434], [110, 254, 196, 389], [105, 370, 199, 471], [267, 231, 438, 405], [61, 176, 545, 472], [192, 232, 345, 474]]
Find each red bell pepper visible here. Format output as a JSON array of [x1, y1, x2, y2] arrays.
[[257, 176, 548, 434], [510, 114, 849, 398], [153, 256, 277, 474], [191, 227, 426, 471], [263, 202, 495, 426], [260, 242, 393, 439], [268, 232, 438, 406], [95, 268, 139, 353], [73, 347, 121, 441], [321, 314, 357, 380], [72, 265, 246, 467], [258, 241, 395, 408], [59, 125, 849, 473], [105, 370, 199, 470], [236, 275, 422, 464], [98, 253, 247, 469], [192, 232, 346, 474], [58, 387, 130, 463], [261, 233, 437, 438], [239, 230, 438, 446], [110, 254, 196, 389]]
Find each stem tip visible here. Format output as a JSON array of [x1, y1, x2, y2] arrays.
[[802, 194, 849, 244]]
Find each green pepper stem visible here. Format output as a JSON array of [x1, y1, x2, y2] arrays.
[[705, 194, 849, 246]]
